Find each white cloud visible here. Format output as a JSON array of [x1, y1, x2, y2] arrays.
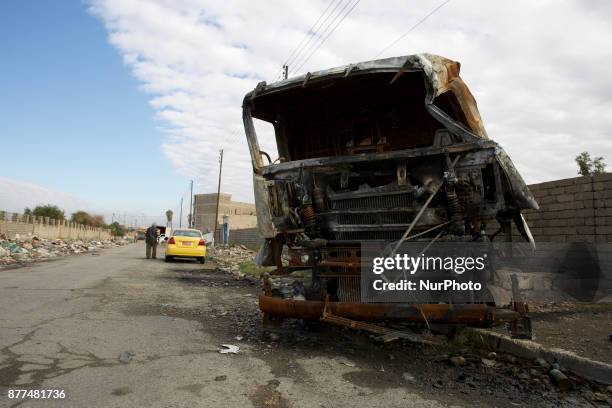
[[89, 0, 612, 201], [0, 177, 169, 227], [0, 177, 90, 215]]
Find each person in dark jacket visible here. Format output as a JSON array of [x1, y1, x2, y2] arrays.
[[145, 223, 158, 259]]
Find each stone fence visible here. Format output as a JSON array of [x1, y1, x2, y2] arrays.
[[519, 173, 612, 243], [0, 211, 112, 240]]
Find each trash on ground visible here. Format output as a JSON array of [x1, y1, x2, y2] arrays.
[[219, 344, 240, 354]]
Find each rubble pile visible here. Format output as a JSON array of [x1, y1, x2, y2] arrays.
[[0, 235, 130, 267], [208, 244, 257, 279]]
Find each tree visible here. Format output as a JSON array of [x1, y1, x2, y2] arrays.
[[108, 222, 125, 236], [576, 152, 607, 176], [90, 214, 106, 228], [71, 211, 92, 225], [23, 204, 65, 220], [70, 211, 106, 227]]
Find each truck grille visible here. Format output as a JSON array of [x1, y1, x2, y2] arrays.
[[330, 192, 414, 210], [336, 211, 411, 225]]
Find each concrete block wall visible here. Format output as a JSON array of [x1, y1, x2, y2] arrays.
[[228, 227, 263, 250], [521, 174, 612, 243], [0, 211, 112, 240]]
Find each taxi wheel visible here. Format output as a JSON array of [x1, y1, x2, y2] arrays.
[[165, 256, 172, 262], [199, 257, 205, 264]]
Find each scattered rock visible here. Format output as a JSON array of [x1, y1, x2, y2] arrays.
[[402, 372, 416, 382], [487, 352, 497, 360], [0, 236, 129, 267], [214, 375, 227, 381], [207, 244, 256, 279], [118, 351, 135, 364], [269, 332, 279, 341], [450, 356, 466, 367], [219, 344, 240, 354], [591, 392, 607, 402], [481, 358, 497, 368], [548, 369, 571, 390], [503, 354, 518, 364]]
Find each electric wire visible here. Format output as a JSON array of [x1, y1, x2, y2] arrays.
[[373, 0, 452, 59], [290, 0, 360, 76], [272, 0, 338, 82]]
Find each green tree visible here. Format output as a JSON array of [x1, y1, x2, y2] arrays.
[[575, 152, 607, 176], [23, 204, 65, 220], [108, 222, 125, 236]]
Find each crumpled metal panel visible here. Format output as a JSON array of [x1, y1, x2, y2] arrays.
[[253, 174, 277, 238], [495, 147, 540, 210]]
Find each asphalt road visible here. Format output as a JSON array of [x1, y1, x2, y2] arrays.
[[0, 243, 462, 408], [1, 243, 590, 408]]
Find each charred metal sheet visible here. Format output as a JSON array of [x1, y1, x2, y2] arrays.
[[259, 293, 521, 326]]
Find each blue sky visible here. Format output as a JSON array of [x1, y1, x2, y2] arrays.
[[0, 1, 193, 225]]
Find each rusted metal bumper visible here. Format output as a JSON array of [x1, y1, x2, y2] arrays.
[[259, 293, 521, 327]]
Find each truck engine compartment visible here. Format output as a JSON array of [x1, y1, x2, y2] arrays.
[[242, 54, 538, 332]]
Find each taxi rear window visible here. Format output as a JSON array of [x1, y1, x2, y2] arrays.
[[173, 230, 201, 237]]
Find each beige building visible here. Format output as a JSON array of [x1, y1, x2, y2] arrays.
[[193, 193, 257, 233]]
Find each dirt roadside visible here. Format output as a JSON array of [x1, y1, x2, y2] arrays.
[[148, 256, 612, 408]]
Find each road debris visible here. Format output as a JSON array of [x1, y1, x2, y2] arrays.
[[0, 234, 130, 268], [208, 244, 257, 279], [118, 351, 135, 364], [219, 344, 240, 354], [481, 357, 497, 368], [450, 356, 467, 367], [548, 368, 571, 390]]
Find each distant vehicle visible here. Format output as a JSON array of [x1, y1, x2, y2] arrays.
[[165, 228, 206, 264], [135, 230, 146, 241]]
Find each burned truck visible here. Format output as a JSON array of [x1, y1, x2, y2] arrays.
[[242, 54, 538, 331]]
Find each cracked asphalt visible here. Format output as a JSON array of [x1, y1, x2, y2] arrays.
[[0, 243, 598, 407]]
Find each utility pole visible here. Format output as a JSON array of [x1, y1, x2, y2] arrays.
[[179, 197, 183, 228], [188, 180, 194, 228], [213, 149, 224, 244], [283, 64, 288, 80]]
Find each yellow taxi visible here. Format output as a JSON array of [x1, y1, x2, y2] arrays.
[[164, 228, 207, 263]]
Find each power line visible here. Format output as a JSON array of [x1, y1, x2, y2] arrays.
[[291, 0, 360, 76], [373, 0, 452, 59], [272, 0, 339, 82], [289, 0, 352, 75]]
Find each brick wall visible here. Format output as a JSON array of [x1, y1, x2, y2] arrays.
[[522, 173, 612, 242], [228, 227, 262, 250]]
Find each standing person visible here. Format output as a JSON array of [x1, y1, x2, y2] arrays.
[[145, 223, 158, 259]]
